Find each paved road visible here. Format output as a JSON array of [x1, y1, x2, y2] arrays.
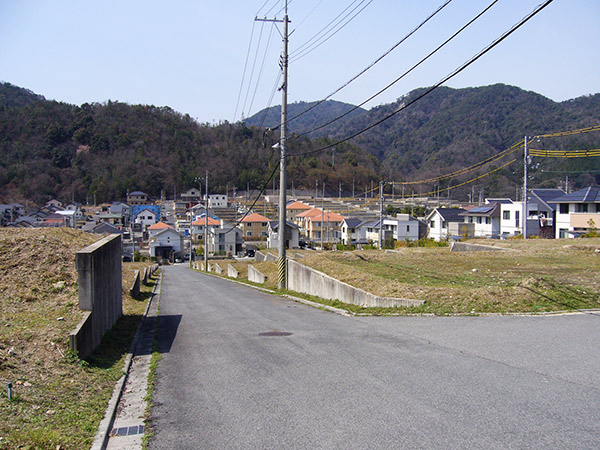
[[149, 264, 600, 449]]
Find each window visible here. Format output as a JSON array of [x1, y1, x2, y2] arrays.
[[247, 231, 252, 236], [430, 220, 435, 228], [442, 221, 447, 229], [503, 211, 510, 220], [485, 217, 490, 225], [477, 217, 482, 224], [515, 211, 520, 227], [577, 204, 588, 213], [262, 222, 267, 226], [559, 204, 569, 214], [406, 225, 410, 232]]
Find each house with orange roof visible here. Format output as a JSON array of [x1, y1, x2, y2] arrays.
[[239, 212, 272, 240], [148, 221, 174, 238], [305, 210, 346, 242], [286, 200, 313, 219], [293, 207, 322, 236], [191, 216, 221, 241]]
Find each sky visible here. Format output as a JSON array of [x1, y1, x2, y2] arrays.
[[1, 0, 599, 124]]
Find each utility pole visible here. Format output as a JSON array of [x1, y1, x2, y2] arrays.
[[352, 178, 355, 199], [321, 184, 325, 250], [204, 170, 209, 270], [339, 182, 342, 200], [379, 181, 384, 249], [258, 3, 288, 289], [523, 136, 528, 239]]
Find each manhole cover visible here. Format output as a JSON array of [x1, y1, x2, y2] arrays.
[[259, 331, 293, 337]]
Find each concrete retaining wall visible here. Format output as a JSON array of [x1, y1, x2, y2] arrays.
[[287, 259, 423, 308], [142, 267, 148, 285], [248, 265, 267, 284], [255, 251, 266, 261], [265, 252, 277, 261], [450, 242, 508, 252], [228, 264, 239, 278], [69, 234, 122, 359], [129, 270, 141, 299], [214, 263, 223, 275]]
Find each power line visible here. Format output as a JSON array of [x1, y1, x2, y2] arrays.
[[290, 0, 373, 64], [294, 0, 499, 139], [241, 22, 266, 119], [279, 0, 454, 130], [291, 0, 325, 34], [233, 20, 257, 122], [246, 22, 277, 118], [289, 0, 554, 158]]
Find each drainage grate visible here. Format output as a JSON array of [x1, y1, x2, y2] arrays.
[[112, 424, 145, 437], [259, 331, 293, 337]]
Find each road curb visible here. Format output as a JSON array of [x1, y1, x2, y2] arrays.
[[91, 271, 162, 450]]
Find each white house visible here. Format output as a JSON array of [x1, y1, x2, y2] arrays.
[[389, 214, 421, 241], [207, 226, 242, 255], [149, 227, 184, 258], [181, 187, 203, 202], [341, 217, 369, 245], [208, 194, 228, 208], [267, 221, 300, 249], [135, 208, 158, 229], [549, 186, 600, 238], [459, 203, 501, 238], [426, 208, 467, 241]]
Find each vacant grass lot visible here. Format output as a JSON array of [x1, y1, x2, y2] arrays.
[[0, 228, 155, 449], [208, 239, 600, 315]]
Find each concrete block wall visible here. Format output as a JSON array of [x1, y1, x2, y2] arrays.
[[69, 234, 122, 359], [228, 264, 239, 278], [287, 259, 423, 308], [248, 265, 267, 284], [129, 270, 141, 299], [450, 242, 507, 252]]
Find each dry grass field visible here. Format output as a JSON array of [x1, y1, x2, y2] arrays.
[[208, 239, 600, 315], [0, 228, 154, 449]]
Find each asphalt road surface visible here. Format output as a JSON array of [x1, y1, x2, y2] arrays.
[[149, 264, 600, 449]]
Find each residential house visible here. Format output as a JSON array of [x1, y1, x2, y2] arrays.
[[286, 201, 313, 220], [149, 227, 183, 259], [208, 194, 228, 208], [459, 203, 501, 238], [426, 208, 467, 241], [191, 216, 221, 241], [135, 208, 158, 229], [207, 226, 242, 256], [148, 221, 175, 238], [527, 188, 566, 238], [45, 198, 63, 209], [341, 217, 369, 245], [127, 191, 150, 205], [267, 221, 300, 249], [387, 214, 421, 241], [304, 211, 345, 242], [294, 208, 322, 237], [549, 186, 600, 238], [239, 213, 272, 240], [181, 187, 203, 203]]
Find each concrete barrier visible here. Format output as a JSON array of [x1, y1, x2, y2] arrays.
[[214, 263, 223, 275], [295, 253, 304, 259], [255, 251, 267, 261], [450, 242, 508, 252], [129, 270, 141, 299], [142, 267, 148, 285], [207, 263, 213, 272], [265, 252, 277, 261], [287, 259, 423, 308], [69, 234, 122, 359], [200, 263, 205, 271], [228, 264, 239, 278], [248, 265, 267, 284]]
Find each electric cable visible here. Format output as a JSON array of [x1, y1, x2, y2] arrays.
[[290, 0, 373, 64], [233, 20, 257, 122], [290, 0, 365, 57], [241, 22, 266, 119], [294, 0, 499, 139], [278, 0, 454, 130], [247, 22, 276, 118], [291, 0, 325, 34], [289, 0, 554, 157]]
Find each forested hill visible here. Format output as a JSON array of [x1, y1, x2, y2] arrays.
[[0, 83, 379, 205], [1, 82, 599, 206], [249, 84, 600, 191]]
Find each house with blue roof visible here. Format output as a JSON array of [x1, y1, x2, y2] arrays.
[[459, 203, 501, 238], [548, 186, 600, 238]]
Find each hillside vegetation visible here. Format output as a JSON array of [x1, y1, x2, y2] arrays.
[[1, 82, 600, 205]]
